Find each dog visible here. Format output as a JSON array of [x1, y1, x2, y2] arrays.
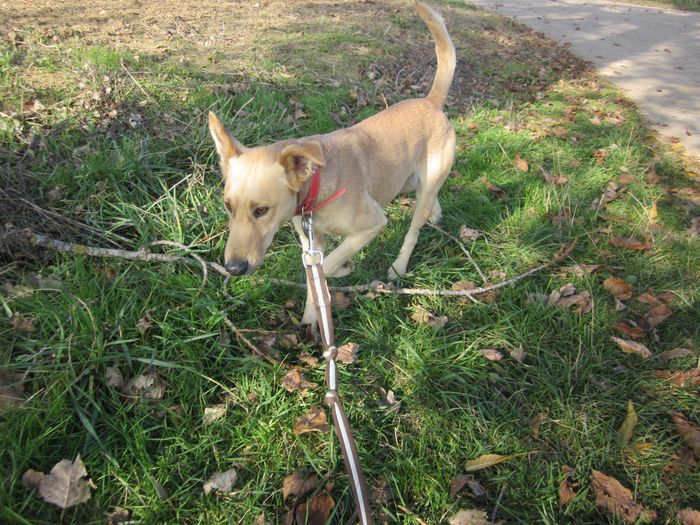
[[208, 0, 456, 326]]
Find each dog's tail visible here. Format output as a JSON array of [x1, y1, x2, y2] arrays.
[[415, 0, 456, 107]]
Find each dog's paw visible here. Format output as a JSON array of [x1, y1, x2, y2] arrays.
[[326, 260, 354, 278]]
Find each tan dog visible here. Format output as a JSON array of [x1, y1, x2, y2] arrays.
[[209, 0, 456, 325]]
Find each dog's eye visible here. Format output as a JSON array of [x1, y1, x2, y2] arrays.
[[253, 206, 269, 219]]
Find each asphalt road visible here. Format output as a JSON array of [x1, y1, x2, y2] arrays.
[[467, 0, 700, 156]]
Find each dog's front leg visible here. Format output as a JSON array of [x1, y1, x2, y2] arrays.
[[292, 216, 326, 326]]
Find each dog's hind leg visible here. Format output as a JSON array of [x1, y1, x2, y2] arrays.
[[388, 129, 455, 280]]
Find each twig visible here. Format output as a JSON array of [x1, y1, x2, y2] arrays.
[[5, 228, 576, 298], [427, 222, 487, 283], [121, 59, 153, 101], [491, 483, 507, 523], [221, 314, 287, 367]]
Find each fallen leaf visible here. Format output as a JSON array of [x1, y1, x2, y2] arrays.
[[33, 455, 95, 509], [253, 513, 271, 525], [617, 400, 638, 445], [657, 348, 693, 364], [558, 465, 577, 505], [124, 372, 166, 401], [330, 291, 351, 310], [0, 369, 26, 410], [509, 345, 527, 363], [337, 342, 358, 364], [281, 369, 318, 394], [611, 337, 652, 359], [448, 509, 499, 525], [530, 412, 546, 439], [282, 471, 319, 500], [482, 348, 503, 361], [453, 280, 477, 292], [548, 284, 594, 314], [294, 407, 329, 435], [688, 217, 700, 236], [611, 322, 645, 340], [203, 468, 237, 495], [671, 412, 700, 459], [378, 387, 401, 413], [664, 447, 697, 475], [298, 351, 319, 367], [609, 237, 653, 251], [540, 166, 568, 185], [295, 492, 335, 525], [449, 474, 486, 499], [594, 148, 608, 165], [603, 276, 632, 301], [105, 367, 124, 390], [203, 404, 227, 425], [106, 507, 130, 524], [590, 470, 657, 524], [654, 368, 700, 388], [601, 181, 625, 204], [486, 180, 506, 199], [514, 153, 529, 172], [464, 453, 514, 472], [10, 312, 37, 333], [459, 225, 482, 242], [677, 508, 700, 525], [136, 310, 154, 335], [410, 306, 447, 328], [281, 332, 301, 349], [639, 303, 673, 331], [22, 469, 45, 490]]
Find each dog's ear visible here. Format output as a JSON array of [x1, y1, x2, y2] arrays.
[[208, 111, 243, 160], [278, 141, 326, 192]]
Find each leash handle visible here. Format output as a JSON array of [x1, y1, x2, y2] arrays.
[[302, 217, 374, 525]]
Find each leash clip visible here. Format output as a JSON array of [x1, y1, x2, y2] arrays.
[[301, 213, 324, 267]]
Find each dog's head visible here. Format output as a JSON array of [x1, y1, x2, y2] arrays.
[[208, 112, 325, 274]]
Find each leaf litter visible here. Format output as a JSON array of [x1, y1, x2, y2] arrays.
[[616, 400, 638, 445], [0, 369, 26, 410], [590, 470, 657, 523], [23, 455, 95, 509], [203, 468, 237, 495], [611, 337, 652, 359], [282, 471, 319, 500], [294, 407, 329, 435], [558, 465, 577, 505]]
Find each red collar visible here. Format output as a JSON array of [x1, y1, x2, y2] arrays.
[[295, 165, 347, 216]]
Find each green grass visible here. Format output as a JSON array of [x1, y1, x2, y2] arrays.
[[611, 0, 700, 11], [2, 2, 700, 524]]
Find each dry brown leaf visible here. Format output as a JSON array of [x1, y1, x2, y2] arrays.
[[106, 507, 130, 524], [33, 455, 95, 509], [664, 447, 697, 475], [514, 153, 529, 172], [509, 346, 527, 364], [611, 322, 646, 340], [549, 283, 594, 314], [590, 470, 657, 524], [282, 471, 319, 500], [203, 468, 237, 495], [378, 387, 401, 413], [298, 351, 319, 367], [281, 369, 318, 394], [677, 508, 700, 525], [203, 404, 227, 425], [617, 400, 638, 445], [410, 306, 447, 328], [464, 453, 514, 472], [486, 180, 506, 199], [671, 412, 700, 459], [136, 310, 154, 335], [609, 237, 653, 251], [449, 474, 486, 499], [452, 280, 477, 292], [688, 217, 700, 236], [654, 368, 700, 388], [540, 166, 568, 185], [294, 407, 329, 435], [294, 492, 335, 525], [0, 369, 26, 410], [657, 348, 693, 364], [603, 276, 632, 301], [105, 367, 125, 390], [530, 412, 546, 440], [46, 186, 62, 205], [639, 303, 673, 331], [448, 509, 500, 525], [337, 342, 359, 365], [611, 337, 652, 359], [594, 148, 608, 165], [125, 372, 166, 401], [22, 469, 45, 490], [459, 225, 482, 242], [482, 348, 504, 361], [330, 291, 351, 310], [10, 312, 37, 333], [558, 465, 577, 506]]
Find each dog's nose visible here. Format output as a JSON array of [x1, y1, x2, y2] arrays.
[[225, 260, 249, 275]]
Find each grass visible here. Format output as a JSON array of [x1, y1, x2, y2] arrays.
[[1, 1, 699, 524], [611, 0, 700, 11]]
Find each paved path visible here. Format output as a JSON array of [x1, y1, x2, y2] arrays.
[[467, 0, 700, 156]]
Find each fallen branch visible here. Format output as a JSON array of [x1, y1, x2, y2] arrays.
[[3, 227, 576, 298]]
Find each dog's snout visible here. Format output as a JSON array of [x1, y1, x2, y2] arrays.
[[225, 259, 249, 275]]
